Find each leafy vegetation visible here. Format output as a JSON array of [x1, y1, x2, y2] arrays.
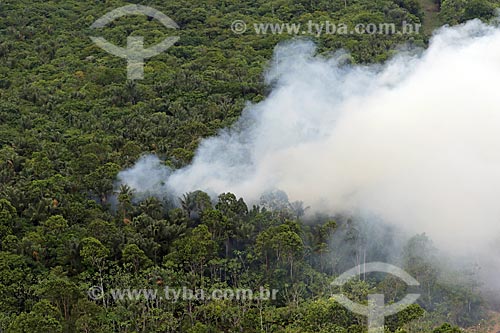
[[0, 0, 498, 331]]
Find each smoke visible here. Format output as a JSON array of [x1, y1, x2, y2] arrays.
[[118, 20, 500, 259], [118, 155, 171, 195]]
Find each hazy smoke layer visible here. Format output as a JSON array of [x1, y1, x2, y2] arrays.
[[118, 20, 500, 255]]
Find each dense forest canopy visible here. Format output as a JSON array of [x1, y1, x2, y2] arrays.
[[1, 0, 499, 332]]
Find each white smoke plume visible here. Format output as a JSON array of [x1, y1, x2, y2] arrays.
[[118, 20, 500, 258]]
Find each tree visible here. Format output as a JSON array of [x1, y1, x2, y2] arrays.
[[74, 299, 108, 333], [8, 300, 63, 333], [432, 323, 461, 333], [166, 224, 216, 284], [0, 198, 17, 241], [121, 243, 152, 273], [463, 0, 494, 21], [0, 251, 33, 314], [402, 234, 439, 310], [256, 222, 304, 280], [80, 237, 109, 272], [117, 184, 134, 221], [42, 215, 68, 233], [35, 268, 81, 324], [180, 191, 213, 222], [80, 237, 109, 307], [84, 162, 121, 204]]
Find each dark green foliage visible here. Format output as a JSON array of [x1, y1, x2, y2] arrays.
[[0, 0, 495, 331], [432, 323, 462, 332], [440, 0, 498, 24]]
